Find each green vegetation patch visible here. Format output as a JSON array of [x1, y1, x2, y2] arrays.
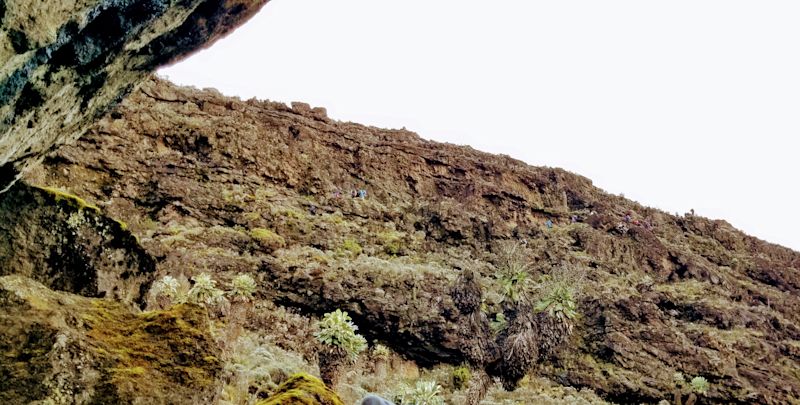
[[339, 239, 362, 257], [250, 227, 287, 250], [258, 373, 344, 405], [378, 231, 405, 255], [452, 366, 471, 390]]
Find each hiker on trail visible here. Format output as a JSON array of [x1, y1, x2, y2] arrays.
[[624, 212, 632, 223], [545, 219, 553, 229], [358, 189, 367, 198], [351, 189, 358, 198]]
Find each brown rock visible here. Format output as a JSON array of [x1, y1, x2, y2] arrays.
[[0, 0, 269, 189], [0, 182, 155, 308]]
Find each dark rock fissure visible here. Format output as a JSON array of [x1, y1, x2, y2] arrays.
[[137, 0, 246, 69], [13, 82, 44, 116], [0, 161, 19, 191], [8, 28, 30, 53], [52, 0, 169, 75]]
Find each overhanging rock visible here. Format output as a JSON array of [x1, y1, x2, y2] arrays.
[[0, 0, 269, 189]]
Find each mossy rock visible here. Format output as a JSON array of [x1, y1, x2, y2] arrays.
[[258, 373, 344, 405], [0, 275, 222, 404]]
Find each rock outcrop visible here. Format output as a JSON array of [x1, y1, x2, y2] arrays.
[[0, 275, 222, 404], [0, 0, 269, 189], [0, 182, 155, 308], [23, 77, 800, 404]]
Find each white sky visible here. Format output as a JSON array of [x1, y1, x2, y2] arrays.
[[160, 0, 800, 251]]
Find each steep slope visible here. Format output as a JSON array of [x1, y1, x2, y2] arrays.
[[0, 0, 269, 189], [25, 77, 800, 404]]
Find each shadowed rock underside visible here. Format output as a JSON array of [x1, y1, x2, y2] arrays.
[[0, 0, 269, 190]]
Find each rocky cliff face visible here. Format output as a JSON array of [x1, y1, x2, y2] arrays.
[[19, 77, 800, 404], [0, 0, 269, 190]]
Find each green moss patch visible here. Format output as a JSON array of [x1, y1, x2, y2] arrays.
[[0, 276, 222, 403], [258, 373, 344, 405], [81, 301, 221, 395], [339, 239, 362, 257], [250, 227, 287, 250]]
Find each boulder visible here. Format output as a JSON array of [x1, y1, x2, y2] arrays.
[[0, 275, 222, 404], [361, 394, 396, 405], [258, 373, 344, 405]]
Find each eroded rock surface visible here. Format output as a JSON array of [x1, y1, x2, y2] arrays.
[[26, 78, 800, 404], [0, 182, 155, 307], [0, 275, 222, 404], [0, 0, 269, 189]]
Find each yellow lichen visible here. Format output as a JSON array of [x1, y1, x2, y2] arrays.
[[111, 366, 146, 376], [34, 186, 100, 212], [112, 218, 129, 231], [243, 211, 262, 221]]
